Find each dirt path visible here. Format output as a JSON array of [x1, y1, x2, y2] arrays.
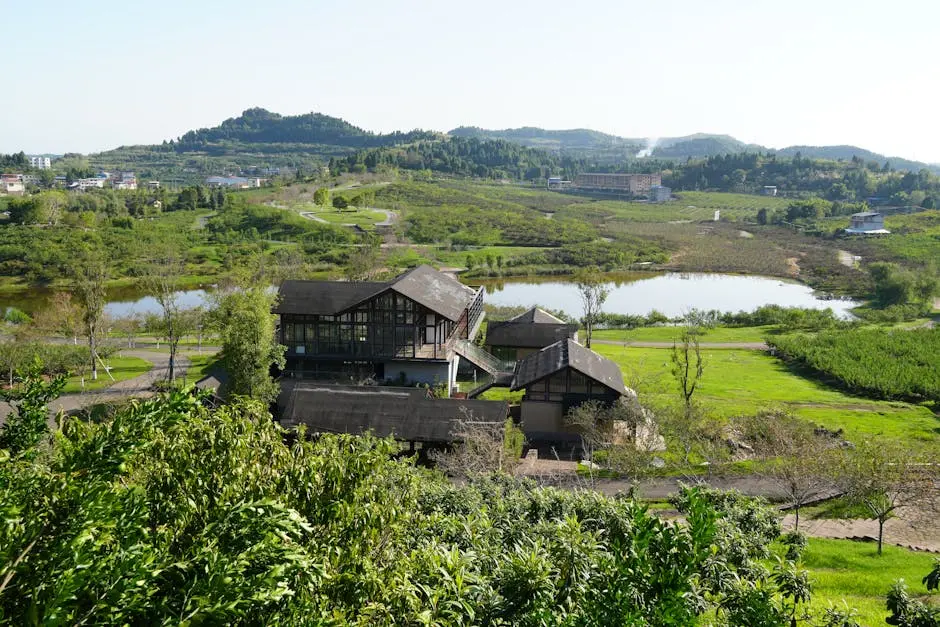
[[0, 350, 195, 423], [837, 249, 860, 268], [591, 339, 769, 350]]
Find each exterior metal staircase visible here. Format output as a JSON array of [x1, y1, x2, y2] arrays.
[[451, 339, 517, 398]]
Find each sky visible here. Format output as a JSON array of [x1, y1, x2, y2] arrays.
[[6, 0, 940, 163]]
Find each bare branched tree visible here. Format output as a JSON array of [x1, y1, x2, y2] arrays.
[[836, 440, 938, 555], [736, 411, 838, 530], [575, 268, 609, 349], [432, 408, 523, 478], [141, 255, 191, 383]]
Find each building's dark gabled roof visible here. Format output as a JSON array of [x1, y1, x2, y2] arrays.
[[274, 280, 386, 315], [507, 307, 566, 324], [390, 265, 477, 322], [851, 212, 881, 218], [486, 322, 579, 349], [273, 265, 476, 320], [279, 383, 508, 443], [511, 339, 627, 395]]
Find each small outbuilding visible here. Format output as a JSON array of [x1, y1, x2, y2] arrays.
[[511, 339, 628, 441], [845, 211, 889, 235], [485, 307, 579, 361]]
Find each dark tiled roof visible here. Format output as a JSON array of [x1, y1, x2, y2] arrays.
[[274, 280, 385, 315], [507, 307, 566, 324], [511, 339, 626, 395], [390, 265, 477, 322], [486, 322, 579, 349], [279, 383, 508, 442], [274, 265, 476, 321]]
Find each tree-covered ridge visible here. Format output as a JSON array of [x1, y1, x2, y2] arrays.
[[175, 108, 438, 150], [445, 126, 940, 173], [330, 136, 581, 179]]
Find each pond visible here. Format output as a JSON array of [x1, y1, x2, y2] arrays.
[[0, 286, 213, 318], [479, 272, 860, 319], [1, 272, 860, 321]]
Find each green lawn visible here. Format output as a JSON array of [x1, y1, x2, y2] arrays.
[[792, 538, 939, 625], [593, 345, 939, 444], [62, 356, 153, 394], [309, 207, 387, 227], [183, 353, 222, 384], [592, 325, 772, 344]]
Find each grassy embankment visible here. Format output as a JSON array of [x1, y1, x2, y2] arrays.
[[785, 538, 938, 625], [61, 356, 153, 394]]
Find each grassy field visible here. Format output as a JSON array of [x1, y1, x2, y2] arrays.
[[592, 344, 939, 444], [592, 325, 772, 344], [61, 356, 153, 394], [183, 353, 222, 384], [792, 538, 938, 625]]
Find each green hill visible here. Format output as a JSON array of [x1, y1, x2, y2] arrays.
[[177, 108, 438, 150]]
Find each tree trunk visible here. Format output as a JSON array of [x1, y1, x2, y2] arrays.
[[168, 344, 176, 383], [90, 332, 98, 380], [794, 506, 800, 531], [878, 518, 884, 555]]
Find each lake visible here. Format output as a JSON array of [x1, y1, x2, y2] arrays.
[[479, 272, 860, 319], [1, 272, 860, 320]]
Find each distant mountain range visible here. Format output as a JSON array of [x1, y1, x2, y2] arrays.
[[91, 109, 938, 177], [448, 126, 939, 173]]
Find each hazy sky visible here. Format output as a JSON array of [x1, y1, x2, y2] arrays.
[[6, 0, 940, 162]]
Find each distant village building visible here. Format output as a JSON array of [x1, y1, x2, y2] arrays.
[[70, 178, 105, 191], [761, 185, 778, 196], [28, 155, 51, 169], [0, 174, 25, 195], [146, 180, 161, 189], [649, 185, 671, 203], [574, 172, 662, 194], [845, 211, 889, 234], [206, 176, 262, 189], [546, 177, 571, 190], [112, 172, 138, 191]]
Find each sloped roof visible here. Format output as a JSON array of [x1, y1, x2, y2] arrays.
[[274, 281, 386, 315], [279, 383, 508, 442], [390, 265, 477, 322], [486, 322, 579, 349], [511, 339, 626, 395], [273, 265, 476, 321], [851, 212, 881, 218], [507, 307, 566, 324]]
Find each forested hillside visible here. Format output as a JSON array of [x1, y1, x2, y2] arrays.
[[175, 108, 437, 151], [447, 126, 939, 172]]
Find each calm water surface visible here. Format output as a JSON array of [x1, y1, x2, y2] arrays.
[[480, 272, 859, 319], [2, 272, 859, 319]]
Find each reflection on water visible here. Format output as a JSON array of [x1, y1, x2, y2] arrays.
[[2, 272, 860, 320], [478, 272, 859, 319]]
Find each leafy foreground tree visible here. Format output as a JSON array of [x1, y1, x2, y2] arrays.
[[0, 384, 833, 625], [211, 284, 285, 403]]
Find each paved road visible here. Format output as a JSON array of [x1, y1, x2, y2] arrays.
[[591, 339, 770, 350], [0, 350, 194, 424]]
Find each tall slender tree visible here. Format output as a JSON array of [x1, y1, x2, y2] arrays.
[[575, 268, 609, 349], [71, 250, 108, 381]]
